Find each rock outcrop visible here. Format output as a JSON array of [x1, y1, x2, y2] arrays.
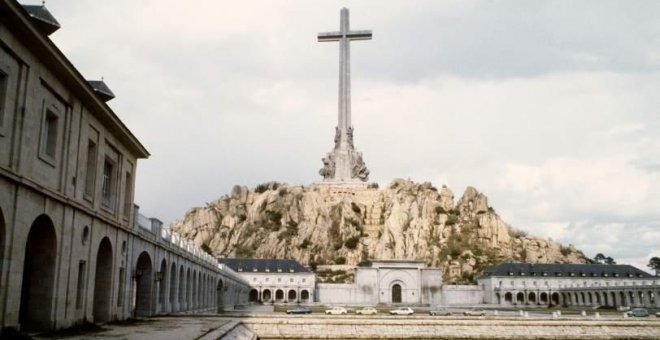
[[170, 179, 587, 283]]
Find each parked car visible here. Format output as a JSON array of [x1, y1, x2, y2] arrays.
[[389, 307, 414, 315], [286, 306, 312, 314], [463, 309, 486, 316], [429, 307, 452, 316], [325, 306, 348, 315], [626, 308, 649, 317], [355, 307, 378, 315]]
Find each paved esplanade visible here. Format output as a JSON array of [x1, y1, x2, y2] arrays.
[[318, 8, 371, 184]]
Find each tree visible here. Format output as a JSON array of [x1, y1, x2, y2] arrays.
[[648, 257, 660, 276], [593, 253, 616, 265], [594, 253, 606, 264]]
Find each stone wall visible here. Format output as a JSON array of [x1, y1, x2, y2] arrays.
[[441, 285, 484, 306]]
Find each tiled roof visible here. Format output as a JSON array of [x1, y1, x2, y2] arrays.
[[22, 4, 60, 35], [218, 258, 311, 274], [480, 263, 654, 279]]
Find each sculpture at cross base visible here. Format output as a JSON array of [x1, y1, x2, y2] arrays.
[[317, 8, 371, 184]]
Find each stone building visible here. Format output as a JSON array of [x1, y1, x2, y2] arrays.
[[478, 263, 659, 308], [218, 258, 315, 303], [0, 1, 248, 333], [316, 260, 442, 305]]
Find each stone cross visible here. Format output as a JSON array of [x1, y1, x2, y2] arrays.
[[318, 7, 372, 148], [317, 8, 371, 184]]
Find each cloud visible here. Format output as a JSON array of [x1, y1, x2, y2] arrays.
[[42, 0, 660, 269]]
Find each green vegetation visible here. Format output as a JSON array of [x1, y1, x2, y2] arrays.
[[298, 238, 311, 249], [344, 236, 361, 249], [560, 245, 572, 256], [367, 182, 379, 189], [315, 269, 354, 283], [445, 214, 459, 226], [648, 256, 660, 276], [435, 206, 446, 214], [334, 256, 346, 265], [509, 228, 528, 238], [351, 202, 361, 214]]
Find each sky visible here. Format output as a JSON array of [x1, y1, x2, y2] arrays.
[[39, 0, 660, 272]]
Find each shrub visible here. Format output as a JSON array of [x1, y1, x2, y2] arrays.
[[351, 202, 361, 214], [509, 228, 528, 238], [367, 182, 379, 189], [334, 256, 346, 265], [445, 215, 459, 226], [435, 206, 446, 214], [255, 184, 269, 193], [344, 236, 361, 249], [299, 238, 311, 249], [560, 245, 571, 256]]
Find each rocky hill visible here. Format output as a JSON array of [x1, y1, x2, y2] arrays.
[[170, 179, 587, 283]]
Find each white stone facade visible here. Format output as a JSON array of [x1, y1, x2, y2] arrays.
[[316, 260, 442, 306]]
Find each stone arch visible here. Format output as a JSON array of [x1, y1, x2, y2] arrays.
[[216, 279, 224, 312], [288, 289, 297, 302], [594, 292, 601, 305], [249, 289, 259, 302], [528, 292, 537, 304], [158, 258, 167, 309], [504, 292, 513, 304], [551, 292, 559, 306], [186, 268, 192, 309], [301, 290, 310, 302], [649, 291, 655, 305], [275, 289, 284, 302], [628, 291, 635, 306], [93, 237, 113, 323], [193, 270, 198, 309], [19, 214, 57, 331], [391, 283, 403, 303], [135, 251, 153, 317], [169, 261, 177, 311], [540, 292, 548, 304], [178, 265, 185, 309], [262, 289, 271, 302], [516, 292, 524, 305]]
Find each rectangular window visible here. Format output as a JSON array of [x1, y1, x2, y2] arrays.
[[76, 261, 87, 309], [117, 267, 125, 306], [84, 137, 98, 199], [42, 109, 59, 159], [101, 145, 119, 211], [0, 72, 7, 129], [123, 170, 133, 219]]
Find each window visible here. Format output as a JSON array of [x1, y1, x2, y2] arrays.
[[41, 109, 59, 159], [123, 169, 133, 219], [0, 72, 7, 129], [277, 278, 281, 282], [302, 278, 306, 283], [76, 261, 87, 309], [84, 129, 99, 200], [101, 145, 119, 211], [290, 278, 294, 282]]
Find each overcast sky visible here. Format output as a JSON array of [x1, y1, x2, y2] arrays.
[[41, 0, 660, 271]]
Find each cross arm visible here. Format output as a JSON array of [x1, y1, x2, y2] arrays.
[[346, 30, 372, 40], [318, 31, 342, 42]]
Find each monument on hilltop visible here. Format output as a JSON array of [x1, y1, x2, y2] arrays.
[[318, 8, 371, 185]]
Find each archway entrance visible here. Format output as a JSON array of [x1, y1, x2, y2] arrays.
[[392, 284, 402, 303], [216, 279, 224, 312], [93, 237, 113, 323], [288, 289, 297, 302], [19, 215, 57, 331], [504, 292, 513, 304], [249, 289, 259, 302], [169, 262, 177, 311], [275, 289, 284, 302], [301, 290, 310, 302], [262, 289, 271, 302], [158, 259, 167, 311], [516, 292, 524, 305], [135, 252, 153, 317]]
